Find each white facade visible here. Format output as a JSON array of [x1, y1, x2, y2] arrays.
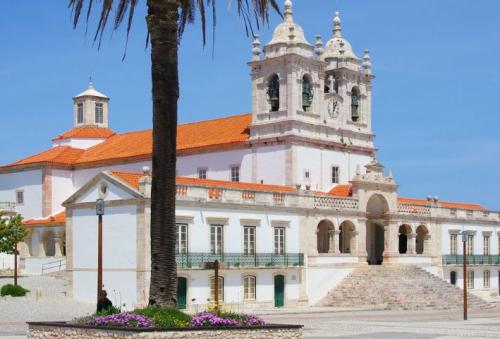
[[0, 0, 499, 309]]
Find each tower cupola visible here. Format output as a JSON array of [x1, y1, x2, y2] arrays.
[[323, 11, 360, 71], [263, 0, 313, 59], [72, 80, 110, 128]]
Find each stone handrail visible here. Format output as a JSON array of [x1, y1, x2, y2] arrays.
[[397, 203, 431, 216]]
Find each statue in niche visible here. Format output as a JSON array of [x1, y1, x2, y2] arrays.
[[267, 75, 280, 112], [351, 89, 360, 121]]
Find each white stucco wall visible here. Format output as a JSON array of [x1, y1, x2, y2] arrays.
[[72, 204, 137, 307], [51, 169, 73, 215], [52, 138, 107, 149], [441, 223, 500, 255], [177, 149, 253, 183], [0, 169, 42, 218], [255, 144, 286, 186], [294, 145, 371, 191], [72, 161, 151, 190], [306, 268, 353, 305]]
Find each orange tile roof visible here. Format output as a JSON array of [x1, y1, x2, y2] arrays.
[[1, 113, 252, 171], [111, 171, 296, 193], [23, 211, 65, 227], [397, 197, 485, 211], [327, 184, 353, 197], [52, 127, 115, 141], [111, 171, 142, 190], [3, 146, 85, 169]]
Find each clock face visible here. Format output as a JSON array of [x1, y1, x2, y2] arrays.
[[328, 98, 339, 118]]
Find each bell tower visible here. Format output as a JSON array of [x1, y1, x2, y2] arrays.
[[72, 80, 110, 128], [248, 0, 325, 143]]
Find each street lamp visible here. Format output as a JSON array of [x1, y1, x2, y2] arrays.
[[13, 226, 19, 287], [461, 230, 468, 321], [96, 198, 105, 303]]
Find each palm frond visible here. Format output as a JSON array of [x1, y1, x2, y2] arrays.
[[69, 0, 281, 49]]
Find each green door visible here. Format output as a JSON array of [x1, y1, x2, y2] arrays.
[[274, 275, 285, 308], [177, 277, 187, 310]]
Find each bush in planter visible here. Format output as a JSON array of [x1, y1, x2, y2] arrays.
[[0, 284, 29, 297], [133, 307, 192, 328], [95, 305, 121, 317]]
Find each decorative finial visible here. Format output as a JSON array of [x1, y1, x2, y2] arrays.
[[333, 11, 342, 37], [387, 169, 393, 180], [252, 35, 261, 61], [88, 77, 94, 89], [284, 0, 293, 22], [314, 35, 324, 58], [363, 49, 372, 75]]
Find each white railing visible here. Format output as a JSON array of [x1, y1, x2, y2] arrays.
[[313, 196, 359, 210], [397, 203, 431, 216], [0, 202, 16, 213], [41, 258, 66, 275]]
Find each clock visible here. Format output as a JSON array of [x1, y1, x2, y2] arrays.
[[328, 98, 339, 119]]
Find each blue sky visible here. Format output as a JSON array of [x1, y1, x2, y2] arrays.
[[1, 0, 499, 209]]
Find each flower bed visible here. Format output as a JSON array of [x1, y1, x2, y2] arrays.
[[28, 307, 303, 338]]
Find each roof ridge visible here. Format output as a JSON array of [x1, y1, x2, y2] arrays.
[[178, 112, 251, 127]]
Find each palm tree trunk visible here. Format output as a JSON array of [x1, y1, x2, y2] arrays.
[[147, 0, 179, 308]]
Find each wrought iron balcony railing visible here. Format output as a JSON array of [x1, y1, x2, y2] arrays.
[[442, 255, 500, 266], [176, 252, 304, 269]]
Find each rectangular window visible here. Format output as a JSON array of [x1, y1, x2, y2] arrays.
[[484, 236, 490, 256], [450, 234, 457, 255], [16, 190, 24, 205], [243, 276, 256, 300], [467, 270, 474, 289], [210, 224, 223, 254], [95, 103, 104, 124], [210, 276, 224, 301], [77, 103, 84, 123], [198, 168, 207, 179], [274, 227, 286, 255], [176, 223, 188, 254], [484, 270, 490, 288], [231, 166, 240, 182], [467, 234, 474, 255], [243, 226, 256, 255], [331, 166, 339, 184]]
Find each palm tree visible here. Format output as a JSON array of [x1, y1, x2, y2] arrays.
[[69, 0, 280, 308]]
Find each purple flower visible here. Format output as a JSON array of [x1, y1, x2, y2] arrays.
[[88, 312, 153, 328], [189, 312, 266, 328]]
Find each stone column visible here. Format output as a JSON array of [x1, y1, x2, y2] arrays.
[[356, 218, 368, 261], [328, 230, 336, 254], [351, 231, 359, 254], [54, 234, 64, 257], [383, 221, 400, 259], [407, 233, 416, 255], [423, 235, 431, 256], [37, 230, 46, 257], [333, 230, 340, 254]]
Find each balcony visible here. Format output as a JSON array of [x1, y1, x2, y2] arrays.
[[176, 252, 304, 269], [0, 202, 16, 214], [442, 255, 500, 266]]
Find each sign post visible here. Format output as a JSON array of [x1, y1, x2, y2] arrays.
[[13, 226, 18, 287], [96, 198, 105, 302], [461, 231, 468, 321]]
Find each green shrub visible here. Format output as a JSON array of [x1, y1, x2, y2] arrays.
[[0, 284, 29, 297], [95, 305, 121, 317], [133, 307, 192, 328]]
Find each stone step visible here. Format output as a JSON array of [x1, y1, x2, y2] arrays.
[[318, 265, 494, 311]]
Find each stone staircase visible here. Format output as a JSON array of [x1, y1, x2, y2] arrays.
[[318, 265, 494, 310]]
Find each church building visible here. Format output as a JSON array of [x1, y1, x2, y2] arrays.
[[0, 1, 499, 310]]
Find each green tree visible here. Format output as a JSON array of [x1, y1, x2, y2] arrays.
[[69, 0, 280, 307], [0, 214, 27, 255]]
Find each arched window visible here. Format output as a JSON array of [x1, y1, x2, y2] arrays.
[[450, 271, 457, 285], [210, 276, 224, 302], [267, 74, 280, 112], [398, 225, 412, 254], [351, 87, 360, 122], [243, 275, 256, 300], [302, 75, 314, 111], [416, 225, 429, 255]]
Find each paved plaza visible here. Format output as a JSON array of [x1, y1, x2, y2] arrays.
[[1, 276, 500, 338]]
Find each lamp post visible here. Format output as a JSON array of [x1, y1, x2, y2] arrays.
[[13, 226, 19, 287], [461, 230, 468, 321], [96, 198, 105, 302]]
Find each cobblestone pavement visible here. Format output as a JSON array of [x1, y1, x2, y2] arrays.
[[263, 308, 500, 338], [0, 276, 94, 338]]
